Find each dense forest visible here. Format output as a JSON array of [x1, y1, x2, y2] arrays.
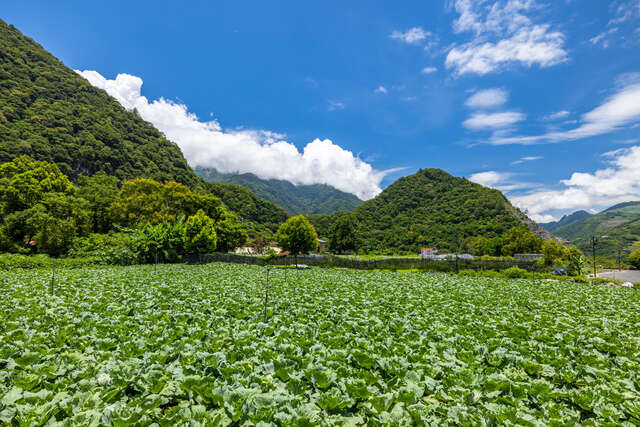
[[0, 19, 287, 232], [196, 167, 362, 215], [352, 168, 527, 253]]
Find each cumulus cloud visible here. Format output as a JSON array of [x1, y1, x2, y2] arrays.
[[446, 0, 567, 75], [469, 170, 537, 192], [490, 80, 640, 144], [465, 88, 508, 108], [421, 66, 438, 74], [510, 146, 640, 220], [463, 111, 525, 129], [390, 27, 431, 44], [76, 70, 387, 200]]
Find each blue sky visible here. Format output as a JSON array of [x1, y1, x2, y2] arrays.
[[2, 0, 640, 221]]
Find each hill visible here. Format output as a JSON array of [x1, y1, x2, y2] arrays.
[[0, 19, 286, 232], [553, 201, 640, 259], [196, 167, 362, 215], [352, 168, 550, 253], [540, 210, 592, 232]]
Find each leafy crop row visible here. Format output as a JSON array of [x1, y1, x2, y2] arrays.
[[1, 264, 639, 425]]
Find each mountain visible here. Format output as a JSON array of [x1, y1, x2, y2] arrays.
[[540, 210, 592, 232], [196, 167, 362, 215], [0, 19, 286, 232], [552, 201, 640, 259], [352, 168, 553, 253]]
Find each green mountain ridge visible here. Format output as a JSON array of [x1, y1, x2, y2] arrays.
[[195, 167, 363, 215], [540, 210, 592, 232], [350, 168, 555, 253], [0, 19, 287, 232], [553, 201, 640, 258]]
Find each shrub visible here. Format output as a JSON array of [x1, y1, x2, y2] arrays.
[[628, 248, 640, 269], [502, 267, 528, 279]]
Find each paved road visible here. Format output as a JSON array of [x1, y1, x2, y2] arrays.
[[596, 270, 640, 283]]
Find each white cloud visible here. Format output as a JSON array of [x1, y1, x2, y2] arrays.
[[446, 25, 567, 75], [468, 170, 537, 192], [541, 110, 570, 121], [446, 0, 567, 75], [463, 111, 525, 130], [490, 81, 640, 144], [590, 27, 619, 48], [76, 70, 387, 200], [511, 155, 542, 165], [510, 146, 640, 220], [328, 100, 345, 111], [375, 85, 388, 94], [390, 27, 431, 44], [421, 66, 438, 74], [465, 88, 508, 108]]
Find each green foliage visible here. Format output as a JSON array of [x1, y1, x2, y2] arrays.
[[212, 209, 248, 252], [0, 20, 197, 186], [564, 246, 586, 276], [353, 168, 524, 253], [129, 220, 186, 263], [110, 178, 222, 226], [328, 214, 360, 254], [502, 266, 528, 279], [500, 226, 543, 256], [1, 264, 639, 424], [276, 215, 318, 258], [540, 210, 592, 232], [541, 239, 566, 265], [69, 233, 137, 266], [76, 172, 120, 233], [628, 247, 640, 269], [197, 167, 363, 215], [183, 210, 217, 255], [553, 201, 640, 259]]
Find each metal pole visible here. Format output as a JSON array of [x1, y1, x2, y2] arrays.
[[263, 267, 270, 322], [50, 257, 55, 296], [591, 237, 597, 279]]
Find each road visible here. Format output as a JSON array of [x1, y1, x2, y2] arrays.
[[595, 270, 640, 283]]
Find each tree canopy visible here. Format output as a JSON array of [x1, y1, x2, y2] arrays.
[[276, 215, 318, 261]]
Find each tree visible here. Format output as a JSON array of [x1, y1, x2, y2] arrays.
[[565, 246, 585, 276], [629, 244, 640, 269], [212, 208, 248, 252], [541, 239, 566, 265], [130, 220, 186, 263], [328, 214, 360, 254], [77, 172, 120, 233], [501, 226, 543, 257], [109, 178, 222, 226], [276, 215, 318, 265], [183, 210, 217, 258]]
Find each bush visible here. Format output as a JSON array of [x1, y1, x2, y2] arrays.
[[0, 253, 96, 270], [629, 249, 640, 269], [502, 267, 528, 279], [70, 233, 137, 266]]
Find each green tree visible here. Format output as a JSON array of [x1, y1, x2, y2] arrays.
[[110, 178, 222, 226], [501, 226, 544, 257], [541, 239, 566, 265], [212, 208, 248, 252], [183, 210, 217, 257], [276, 215, 318, 265], [328, 214, 360, 254], [629, 243, 640, 269], [130, 220, 186, 263], [77, 172, 120, 233], [565, 246, 585, 276]]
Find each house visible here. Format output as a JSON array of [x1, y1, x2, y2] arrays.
[[317, 239, 327, 253], [420, 248, 438, 258]]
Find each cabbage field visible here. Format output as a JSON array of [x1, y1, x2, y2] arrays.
[[1, 264, 640, 425]]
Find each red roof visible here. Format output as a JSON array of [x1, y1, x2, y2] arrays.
[[421, 248, 435, 251]]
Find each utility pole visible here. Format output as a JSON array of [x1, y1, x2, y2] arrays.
[[591, 236, 597, 279]]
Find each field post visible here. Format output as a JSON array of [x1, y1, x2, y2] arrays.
[[155, 251, 158, 273], [263, 267, 270, 322], [50, 257, 55, 296]]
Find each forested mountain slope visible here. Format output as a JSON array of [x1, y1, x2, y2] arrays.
[[196, 167, 362, 215], [0, 20, 287, 231], [540, 210, 592, 232], [352, 168, 551, 253], [553, 201, 640, 258]]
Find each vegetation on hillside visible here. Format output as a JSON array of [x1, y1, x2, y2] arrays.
[[196, 167, 362, 215], [0, 156, 247, 260], [553, 201, 640, 259], [540, 210, 592, 232], [353, 168, 524, 253]]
